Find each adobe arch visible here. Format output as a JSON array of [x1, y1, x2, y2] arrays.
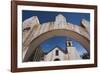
[[23, 29, 90, 62]]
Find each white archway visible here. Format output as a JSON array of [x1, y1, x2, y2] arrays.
[[23, 29, 90, 62]]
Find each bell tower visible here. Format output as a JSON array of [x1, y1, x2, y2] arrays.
[[66, 40, 81, 60]]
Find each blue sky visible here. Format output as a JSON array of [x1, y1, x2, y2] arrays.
[[22, 10, 90, 25], [40, 36, 87, 55], [22, 10, 90, 55]]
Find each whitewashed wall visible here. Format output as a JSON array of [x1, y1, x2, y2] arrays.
[[44, 47, 68, 61], [67, 47, 81, 60]]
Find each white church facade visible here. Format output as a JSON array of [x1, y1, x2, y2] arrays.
[[44, 41, 81, 61]]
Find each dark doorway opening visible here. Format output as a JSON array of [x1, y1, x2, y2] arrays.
[[54, 58, 60, 61]]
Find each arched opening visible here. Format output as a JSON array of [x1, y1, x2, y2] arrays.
[[23, 29, 90, 62], [54, 58, 60, 61]]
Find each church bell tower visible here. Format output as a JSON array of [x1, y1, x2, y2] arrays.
[[66, 40, 81, 60]]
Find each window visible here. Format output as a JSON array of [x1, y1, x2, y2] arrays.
[[68, 42, 71, 46], [55, 50, 59, 56]]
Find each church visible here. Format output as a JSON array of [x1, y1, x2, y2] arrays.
[[28, 40, 81, 62], [44, 40, 81, 61]]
